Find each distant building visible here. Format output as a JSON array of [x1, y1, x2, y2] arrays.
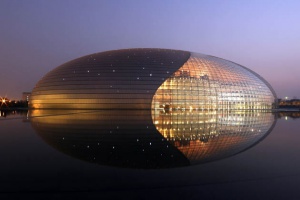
[[278, 99, 300, 108], [22, 92, 31, 102]]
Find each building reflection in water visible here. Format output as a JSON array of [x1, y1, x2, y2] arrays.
[[0, 109, 29, 120], [30, 109, 276, 169], [152, 109, 276, 164]]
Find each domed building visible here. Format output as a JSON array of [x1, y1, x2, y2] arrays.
[[29, 48, 276, 110]]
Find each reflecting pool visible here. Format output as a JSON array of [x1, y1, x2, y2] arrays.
[[1, 109, 300, 199]]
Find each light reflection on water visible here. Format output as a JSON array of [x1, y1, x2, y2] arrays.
[[1, 109, 300, 199], [28, 109, 276, 168]]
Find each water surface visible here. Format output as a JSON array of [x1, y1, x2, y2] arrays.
[[0, 110, 299, 199]]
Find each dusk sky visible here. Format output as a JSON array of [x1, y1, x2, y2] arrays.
[[1, 0, 300, 99]]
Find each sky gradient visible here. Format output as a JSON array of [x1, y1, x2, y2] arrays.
[[1, 0, 300, 99]]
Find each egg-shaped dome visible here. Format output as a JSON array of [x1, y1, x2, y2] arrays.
[[29, 48, 276, 110]]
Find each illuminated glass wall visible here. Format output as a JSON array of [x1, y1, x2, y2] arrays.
[[152, 53, 276, 111]]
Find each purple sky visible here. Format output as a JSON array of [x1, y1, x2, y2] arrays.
[[1, 0, 300, 99]]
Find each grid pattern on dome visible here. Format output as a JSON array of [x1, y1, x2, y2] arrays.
[[29, 49, 190, 109], [151, 53, 276, 111]]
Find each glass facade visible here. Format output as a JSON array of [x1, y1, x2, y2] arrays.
[[152, 53, 276, 111], [30, 49, 276, 110]]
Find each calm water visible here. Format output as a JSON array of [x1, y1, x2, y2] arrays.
[[0, 109, 300, 199]]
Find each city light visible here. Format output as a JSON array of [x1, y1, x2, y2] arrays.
[[0, 96, 8, 107]]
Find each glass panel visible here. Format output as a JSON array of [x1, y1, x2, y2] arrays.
[[152, 53, 275, 111]]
